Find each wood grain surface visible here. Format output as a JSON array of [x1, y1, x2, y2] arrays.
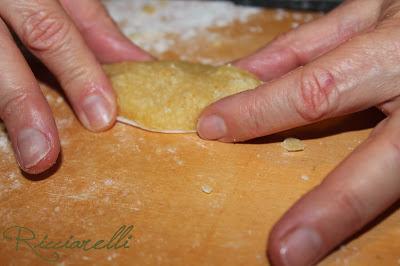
[[0, 1, 399, 265]]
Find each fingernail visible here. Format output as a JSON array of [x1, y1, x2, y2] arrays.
[[81, 94, 113, 131], [197, 115, 227, 140], [279, 227, 322, 266], [17, 128, 51, 169]]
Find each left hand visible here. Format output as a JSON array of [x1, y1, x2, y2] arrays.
[[197, 0, 400, 265], [0, 0, 152, 174]]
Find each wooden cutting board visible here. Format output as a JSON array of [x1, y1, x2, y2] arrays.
[[0, 1, 399, 265]]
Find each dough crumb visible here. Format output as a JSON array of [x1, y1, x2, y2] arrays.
[[300, 175, 309, 181], [201, 185, 213, 194], [142, 4, 156, 14], [282, 138, 305, 152]]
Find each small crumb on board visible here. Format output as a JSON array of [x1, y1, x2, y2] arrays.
[[201, 185, 213, 194], [300, 175, 309, 181], [142, 4, 156, 14], [282, 138, 305, 152]]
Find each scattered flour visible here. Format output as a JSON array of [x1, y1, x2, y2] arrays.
[[7, 172, 21, 190], [173, 156, 184, 166], [255, 254, 264, 262], [274, 8, 289, 21], [291, 22, 300, 29], [9, 178, 21, 190], [104, 179, 114, 186], [61, 138, 70, 146], [304, 13, 314, 22], [56, 117, 73, 129], [291, 12, 303, 21], [56, 97, 64, 105], [0, 130, 10, 153], [45, 94, 54, 103], [166, 147, 177, 154], [0, 172, 21, 193], [222, 241, 242, 249], [107, 253, 119, 261], [103, 0, 260, 54]]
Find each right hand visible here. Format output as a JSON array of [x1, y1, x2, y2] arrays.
[[0, 0, 152, 174], [198, 0, 400, 264]]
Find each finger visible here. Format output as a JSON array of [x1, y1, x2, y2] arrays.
[[198, 27, 400, 142], [1, 0, 117, 132], [267, 113, 400, 266], [377, 95, 400, 116], [0, 20, 59, 174], [60, 0, 153, 63], [234, 0, 381, 81]]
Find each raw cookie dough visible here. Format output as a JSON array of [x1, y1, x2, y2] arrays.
[[104, 61, 261, 133]]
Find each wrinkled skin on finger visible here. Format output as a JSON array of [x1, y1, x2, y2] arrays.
[[0, 0, 152, 174], [198, 0, 400, 265]]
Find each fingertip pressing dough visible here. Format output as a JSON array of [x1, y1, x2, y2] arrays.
[[103, 61, 261, 133]]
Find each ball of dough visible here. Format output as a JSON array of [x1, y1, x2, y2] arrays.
[[104, 61, 261, 133]]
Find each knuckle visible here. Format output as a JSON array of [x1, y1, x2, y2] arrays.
[[335, 189, 366, 228], [21, 9, 69, 52], [0, 89, 30, 120], [292, 67, 340, 121], [271, 33, 308, 66], [385, 137, 400, 163], [239, 92, 268, 138], [272, 31, 291, 45], [59, 64, 89, 89], [77, 3, 110, 32]]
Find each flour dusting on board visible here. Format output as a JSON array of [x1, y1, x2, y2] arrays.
[[104, 179, 114, 186], [0, 135, 9, 153], [0, 172, 22, 195], [0, 124, 11, 153], [102, 0, 261, 54], [55, 117, 73, 130]]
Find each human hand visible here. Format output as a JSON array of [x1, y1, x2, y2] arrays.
[[197, 0, 400, 265], [0, 0, 152, 174]]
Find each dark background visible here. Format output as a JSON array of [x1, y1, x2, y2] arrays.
[[226, 0, 343, 12]]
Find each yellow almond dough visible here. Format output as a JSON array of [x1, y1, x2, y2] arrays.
[[104, 61, 262, 133], [281, 138, 305, 152]]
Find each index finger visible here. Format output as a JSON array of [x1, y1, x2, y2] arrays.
[[197, 29, 400, 142]]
